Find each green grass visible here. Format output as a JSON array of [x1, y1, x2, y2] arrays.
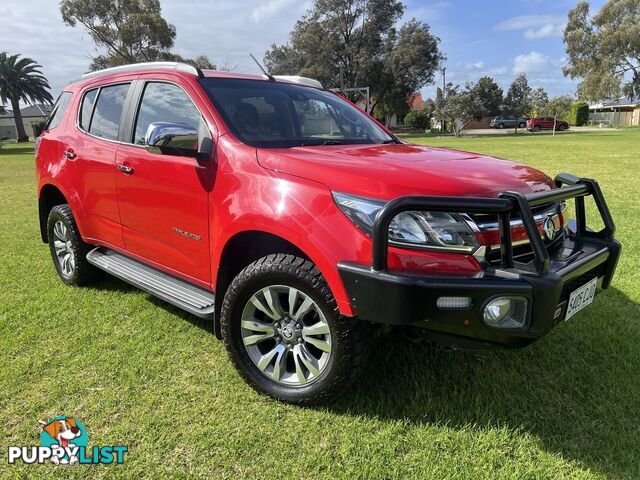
[[1, 130, 639, 478]]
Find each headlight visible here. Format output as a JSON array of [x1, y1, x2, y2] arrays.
[[333, 192, 480, 253]]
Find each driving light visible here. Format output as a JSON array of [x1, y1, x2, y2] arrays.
[[483, 296, 528, 329], [333, 192, 479, 253], [437, 296, 472, 309]]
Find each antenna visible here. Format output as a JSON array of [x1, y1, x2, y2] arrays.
[[250, 53, 275, 81]]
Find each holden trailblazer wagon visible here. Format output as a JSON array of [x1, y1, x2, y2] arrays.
[[36, 62, 620, 404]]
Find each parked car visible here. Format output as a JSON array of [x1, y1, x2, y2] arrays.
[[527, 117, 570, 132], [36, 62, 620, 404], [490, 115, 528, 129]]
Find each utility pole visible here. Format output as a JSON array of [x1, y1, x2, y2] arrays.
[[441, 67, 446, 132]]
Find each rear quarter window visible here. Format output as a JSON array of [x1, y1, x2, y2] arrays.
[[44, 92, 72, 130], [79, 88, 98, 131]]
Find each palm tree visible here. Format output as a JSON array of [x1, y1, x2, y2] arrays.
[[0, 53, 53, 142]]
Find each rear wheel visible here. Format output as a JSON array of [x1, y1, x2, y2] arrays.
[[221, 254, 369, 404], [533, 125, 541, 132], [47, 204, 101, 286]]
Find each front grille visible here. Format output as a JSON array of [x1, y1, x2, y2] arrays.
[[471, 201, 559, 228], [486, 233, 564, 266], [559, 262, 608, 303]]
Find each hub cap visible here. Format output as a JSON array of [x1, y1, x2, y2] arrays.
[[240, 285, 332, 386], [52, 220, 75, 277]]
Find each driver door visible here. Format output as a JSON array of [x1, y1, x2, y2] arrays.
[[115, 77, 214, 284]]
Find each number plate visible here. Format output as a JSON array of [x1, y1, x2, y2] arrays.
[[564, 277, 598, 320]]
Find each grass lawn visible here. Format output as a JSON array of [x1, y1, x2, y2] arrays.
[[1, 129, 639, 478]]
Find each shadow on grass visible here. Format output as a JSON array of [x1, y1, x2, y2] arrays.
[[0, 145, 35, 156], [325, 287, 639, 478]]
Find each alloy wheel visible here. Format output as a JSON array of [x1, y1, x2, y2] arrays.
[[240, 285, 332, 386], [52, 220, 75, 277]]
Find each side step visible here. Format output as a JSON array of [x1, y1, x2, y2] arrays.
[[86, 247, 215, 319]]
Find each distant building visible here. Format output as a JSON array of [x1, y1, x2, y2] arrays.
[[0, 104, 53, 140], [386, 93, 424, 129], [589, 97, 640, 127]]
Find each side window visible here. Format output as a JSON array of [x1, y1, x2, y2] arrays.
[[133, 82, 201, 145], [44, 92, 72, 130], [79, 88, 98, 131], [89, 83, 130, 140]]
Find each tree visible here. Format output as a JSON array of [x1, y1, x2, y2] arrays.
[[563, 0, 640, 101], [503, 73, 532, 133], [60, 0, 215, 71], [570, 101, 590, 125], [264, 0, 443, 121], [544, 96, 573, 122], [0, 53, 53, 142], [435, 83, 486, 136], [467, 76, 503, 116], [404, 110, 430, 130], [528, 87, 549, 117]]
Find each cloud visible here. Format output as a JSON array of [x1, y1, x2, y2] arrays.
[[512, 51, 558, 75], [495, 15, 565, 39], [405, 1, 451, 22]]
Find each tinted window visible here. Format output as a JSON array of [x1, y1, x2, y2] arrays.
[[200, 78, 394, 148], [133, 82, 201, 145], [44, 92, 72, 130], [80, 88, 98, 131], [89, 83, 130, 140]]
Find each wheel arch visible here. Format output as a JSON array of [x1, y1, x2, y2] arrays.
[[213, 230, 312, 338], [38, 184, 69, 243]]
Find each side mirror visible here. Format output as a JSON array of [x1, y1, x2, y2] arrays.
[[145, 122, 207, 158]]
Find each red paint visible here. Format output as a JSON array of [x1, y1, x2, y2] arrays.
[[36, 67, 562, 317]]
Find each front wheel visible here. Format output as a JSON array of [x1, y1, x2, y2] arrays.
[[497, 123, 505, 129], [533, 125, 541, 132], [557, 125, 566, 131], [221, 254, 369, 404]]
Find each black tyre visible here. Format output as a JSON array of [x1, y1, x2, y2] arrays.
[[518, 122, 526, 128], [497, 123, 505, 129], [533, 125, 541, 132], [221, 254, 369, 404], [557, 124, 566, 131], [47, 204, 101, 286]]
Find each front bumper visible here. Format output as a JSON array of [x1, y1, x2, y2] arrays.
[[338, 173, 621, 349]]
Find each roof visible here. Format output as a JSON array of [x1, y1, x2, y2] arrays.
[[409, 93, 424, 110], [590, 96, 640, 109], [0, 104, 51, 119]]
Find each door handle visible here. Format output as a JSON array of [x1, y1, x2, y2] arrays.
[[63, 149, 76, 159], [116, 164, 134, 175]]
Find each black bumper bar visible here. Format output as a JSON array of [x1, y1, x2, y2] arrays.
[[338, 173, 621, 349]]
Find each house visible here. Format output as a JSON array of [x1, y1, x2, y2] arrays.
[[386, 93, 424, 128], [589, 97, 640, 127], [0, 103, 53, 140]]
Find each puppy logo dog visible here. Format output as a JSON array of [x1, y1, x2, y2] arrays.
[[38, 417, 85, 465]]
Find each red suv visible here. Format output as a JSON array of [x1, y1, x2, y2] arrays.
[[36, 62, 620, 404], [527, 117, 570, 132]]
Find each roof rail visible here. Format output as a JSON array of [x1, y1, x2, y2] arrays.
[[273, 75, 324, 89], [81, 62, 204, 80]]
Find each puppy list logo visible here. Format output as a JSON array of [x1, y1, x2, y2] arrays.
[[7, 416, 128, 465]]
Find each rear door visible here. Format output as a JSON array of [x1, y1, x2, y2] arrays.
[[65, 82, 134, 249], [114, 75, 214, 284]]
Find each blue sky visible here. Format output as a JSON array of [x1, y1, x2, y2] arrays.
[[0, 0, 606, 103]]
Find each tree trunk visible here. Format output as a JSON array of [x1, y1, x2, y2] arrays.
[[10, 97, 28, 142]]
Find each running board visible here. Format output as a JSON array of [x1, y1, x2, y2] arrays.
[[86, 247, 215, 319]]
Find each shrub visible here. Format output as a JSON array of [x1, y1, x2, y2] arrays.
[[571, 101, 589, 126], [404, 110, 430, 130]]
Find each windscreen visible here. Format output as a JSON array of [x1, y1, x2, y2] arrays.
[[200, 78, 395, 148]]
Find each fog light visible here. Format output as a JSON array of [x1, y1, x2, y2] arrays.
[[437, 296, 472, 309], [483, 296, 528, 329]]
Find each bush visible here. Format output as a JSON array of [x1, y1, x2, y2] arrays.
[[404, 110, 430, 130], [571, 101, 589, 126]]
